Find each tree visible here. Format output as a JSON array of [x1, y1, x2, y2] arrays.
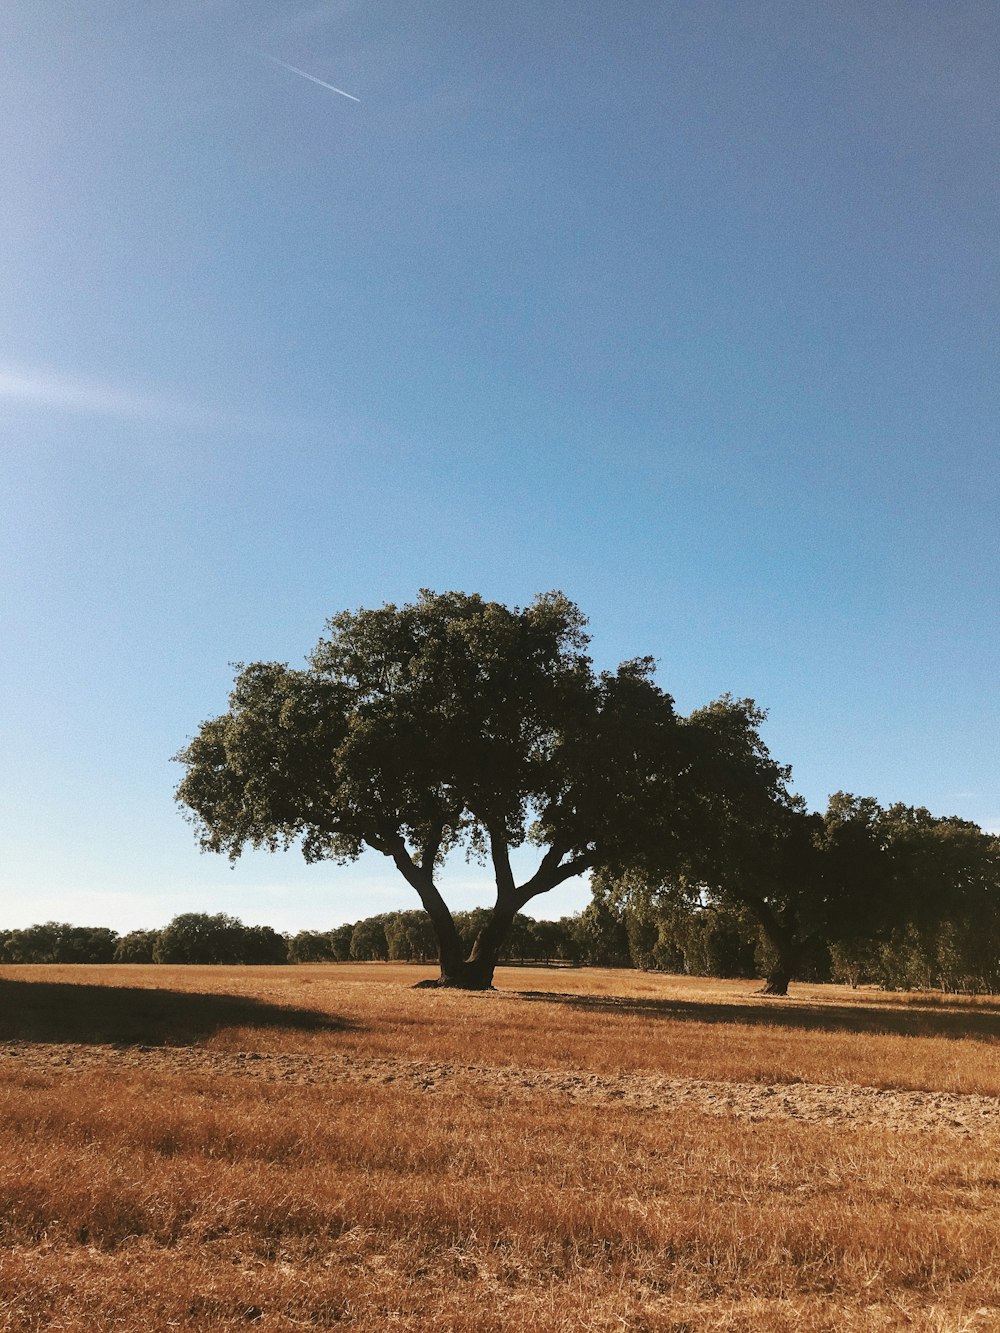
[[603, 698, 889, 994], [287, 930, 335, 963], [114, 929, 159, 963], [175, 590, 689, 988], [349, 915, 389, 962], [328, 923, 355, 962], [873, 806, 1000, 992], [572, 893, 632, 968], [153, 912, 248, 964], [383, 910, 439, 962], [241, 924, 289, 965], [1, 922, 119, 964]]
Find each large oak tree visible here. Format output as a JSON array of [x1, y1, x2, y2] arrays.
[[175, 590, 691, 987]]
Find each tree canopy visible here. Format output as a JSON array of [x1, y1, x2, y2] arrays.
[[175, 590, 693, 987], [600, 699, 1000, 993], [599, 698, 894, 993], [175, 589, 999, 994]]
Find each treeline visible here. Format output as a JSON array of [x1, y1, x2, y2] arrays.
[[4, 868, 1000, 991], [0, 911, 581, 968], [288, 909, 583, 965], [599, 797, 1000, 994], [0, 915, 287, 966], [581, 894, 1000, 993]]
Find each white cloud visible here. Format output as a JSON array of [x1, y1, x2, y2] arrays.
[[0, 361, 312, 434], [0, 363, 197, 422]]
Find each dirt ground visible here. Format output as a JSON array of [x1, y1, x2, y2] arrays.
[[5, 1038, 999, 1138], [4, 968, 1000, 1329]]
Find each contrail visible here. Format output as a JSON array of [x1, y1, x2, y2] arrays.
[[265, 55, 360, 102]]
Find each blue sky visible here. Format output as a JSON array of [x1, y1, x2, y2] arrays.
[[2, 1, 997, 933]]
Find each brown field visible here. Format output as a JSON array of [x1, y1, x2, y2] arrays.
[[2, 965, 1000, 1330]]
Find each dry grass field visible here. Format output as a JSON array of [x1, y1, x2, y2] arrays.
[[2, 964, 1000, 1330]]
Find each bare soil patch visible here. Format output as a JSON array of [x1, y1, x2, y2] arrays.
[[3, 1039, 998, 1138]]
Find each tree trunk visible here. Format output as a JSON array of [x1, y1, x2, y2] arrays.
[[417, 902, 516, 990], [431, 954, 500, 990], [760, 958, 795, 996], [740, 894, 800, 997], [388, 828, 587, 992], [757, 928, 802, 995]]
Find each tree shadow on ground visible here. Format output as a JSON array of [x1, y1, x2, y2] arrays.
[[0, 978, 348, 1046], [511, 989, 1000, 1043]]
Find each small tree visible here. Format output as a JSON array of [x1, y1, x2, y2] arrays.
[[175, 591, 691, 988], [328, 923, 355, 962], [241, 924, 289, 965], [572, 894, 632, 968]]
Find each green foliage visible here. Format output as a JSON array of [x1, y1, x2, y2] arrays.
[[287, 929, 346, 963], [0, 922, 119, 964], [114, 929, 159, 963], [240, 924, 289, 965], [598, 695, 896, 991], [651, 900, 757, 978], [328, 923, 355, 961], [174, 591, 692, 984], [383, 911, 439, 962], [349, 916, 390, 962], [572, 895, 632, 967], [152, 913, 288, 965], [596, 783, 1000, 991], [827, 808, 1000, 992]]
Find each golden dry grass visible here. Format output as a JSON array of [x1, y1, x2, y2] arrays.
[[1, 964, 999, 1330]]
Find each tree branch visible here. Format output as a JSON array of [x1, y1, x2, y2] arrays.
[[485, 817, 516, 904], [381, 833, 435, 896], [516, 848, 595, 909], [740, 889, 796, 949], [372, 832, 466, 970], [418, 821, 447, 874]]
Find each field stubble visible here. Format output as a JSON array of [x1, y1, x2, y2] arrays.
[[1, 964, 999, 1331]]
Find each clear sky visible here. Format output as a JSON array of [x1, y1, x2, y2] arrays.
[[2, 1, 997, 934]]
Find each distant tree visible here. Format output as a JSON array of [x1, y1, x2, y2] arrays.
[[175, 591, 692, 988], [349, 915, 389, 962], [287, 930, 337, 963], [572, 893, 632, 968], [153, 913, 248, 964], [241, 924, 289, 965], [453, 909, 492, 957], [550, 917, 586, 965], [114, 929, 159, 963], [627, 894, 758, 977], [1, 922, 119, 964], [287, 925, 364, 963], [383, 913, 412, 961], [2, 924, 54, 963], [328, 923, 355, 962], [383, 910, 438, 962], [501, 912, 537, 964]]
